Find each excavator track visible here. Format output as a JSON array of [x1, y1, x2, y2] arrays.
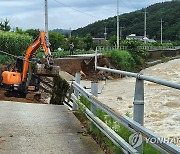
[[4, 91, 26, 98]]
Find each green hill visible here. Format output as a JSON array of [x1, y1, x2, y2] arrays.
[[72, 1, 180, 41], [52, 28, 71, 35]]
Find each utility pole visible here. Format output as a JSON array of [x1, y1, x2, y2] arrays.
[[69, 28, 72, 38], [144, 8, 147, 44], [160, 18, 163, 44], [117, 0, 120, 49], [45, 0, 49, 38], [104, 26, 107, 40], [120, 26, 124, 40]]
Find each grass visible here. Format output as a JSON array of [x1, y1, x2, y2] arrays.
[[78, 96, 161, 154], [143, 142, 161, 154], [105, 50, 135, 71], [161, 55, 171, 63], [0, 54, 15, 65]]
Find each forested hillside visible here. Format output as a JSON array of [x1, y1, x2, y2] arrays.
[[72, 1, 180, 41]]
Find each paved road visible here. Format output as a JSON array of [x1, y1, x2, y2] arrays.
[[0, 101, 103, 154]]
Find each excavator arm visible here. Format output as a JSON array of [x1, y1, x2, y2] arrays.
[[22, 31, 53, 82]]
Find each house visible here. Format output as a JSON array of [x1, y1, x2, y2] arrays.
[[92, 38, 106, 42], [126, 34, 156, 43]]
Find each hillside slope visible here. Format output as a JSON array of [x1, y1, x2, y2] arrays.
[[72, 1, 180, 41]]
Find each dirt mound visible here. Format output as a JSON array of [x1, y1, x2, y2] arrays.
[[53, 56, 121, 81]]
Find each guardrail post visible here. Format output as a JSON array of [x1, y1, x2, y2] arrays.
[[91, 81, 98, 114], [73, 72, 80, 111], [133, 77, 144, 153], [90, 81, 98, 132], [133, 78, 144, 125], [95, 47, 97, 71]]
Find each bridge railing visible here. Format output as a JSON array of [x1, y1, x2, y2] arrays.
[[68, 68, 180, 153], [96, 46, 180, 52]]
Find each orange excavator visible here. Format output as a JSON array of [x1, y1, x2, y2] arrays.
[[1, 31, 57, 98]]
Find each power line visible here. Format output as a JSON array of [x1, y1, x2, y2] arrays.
[[125, 0, 139, 9], [53, 0, 100, 19], [0, 51, 33, 63], [0, 51, 18, 59]]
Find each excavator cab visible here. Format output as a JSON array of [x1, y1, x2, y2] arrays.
[[16, 56, 24, 73]]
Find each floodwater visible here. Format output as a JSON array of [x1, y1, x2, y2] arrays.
[[81, 59, 180, 146]]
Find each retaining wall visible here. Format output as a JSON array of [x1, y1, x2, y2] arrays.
[[148, 49, 180, 59]]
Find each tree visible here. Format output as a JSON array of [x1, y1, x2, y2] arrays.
[[25, 29, 40, 39], [121, 39, 148, 65], [76, 37, 86, 50], [49, 31, 64, 51], [15, 27, 24, 34], [0, 18, 11, 31], [109, 35, 117, 46], [83, 34, 93, 50]]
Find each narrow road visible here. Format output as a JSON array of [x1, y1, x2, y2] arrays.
[[0, 101, 103, 154]]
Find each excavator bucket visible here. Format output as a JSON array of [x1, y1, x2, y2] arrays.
[[35, 64, 74, 81], [35, 64, 60, 77]]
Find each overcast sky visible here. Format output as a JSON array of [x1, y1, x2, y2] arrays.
[[0, 0, 170, 30]]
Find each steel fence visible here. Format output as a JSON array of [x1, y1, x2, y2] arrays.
[[96, 46, 180, 52], [68, 70, 180, 153]]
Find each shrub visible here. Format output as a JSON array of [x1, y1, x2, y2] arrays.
[[0, 55, 15, 65], [105, 50, 135, 71], [121, 39, 148, 65], [0, 31, 32, 56], [50, 75, 69, 105]]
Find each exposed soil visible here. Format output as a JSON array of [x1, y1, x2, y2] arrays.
[[53, 56, 121, 81], [80, 56, 121, 81], [0, 89, 46, 104], [0, 56, 118, 104]]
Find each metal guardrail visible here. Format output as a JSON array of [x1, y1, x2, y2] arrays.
[[97, 46, 180, 52], [139, 46, 180, 51], [69, 70, 180, 153], [66, 49, 180, 153], [70, 78, 138, 154], [97, 46, 127, 52], [96, 66, 180, 90]]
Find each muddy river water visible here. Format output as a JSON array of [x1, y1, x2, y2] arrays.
[[81, 59, 180, 145]]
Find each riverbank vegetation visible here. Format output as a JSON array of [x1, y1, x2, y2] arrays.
[[77, 96, 160, 154], [105, 40, 148, 72]]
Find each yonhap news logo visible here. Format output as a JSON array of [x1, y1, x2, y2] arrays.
[[129, 132, 180, 148], [129, 133, 143, 148]]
